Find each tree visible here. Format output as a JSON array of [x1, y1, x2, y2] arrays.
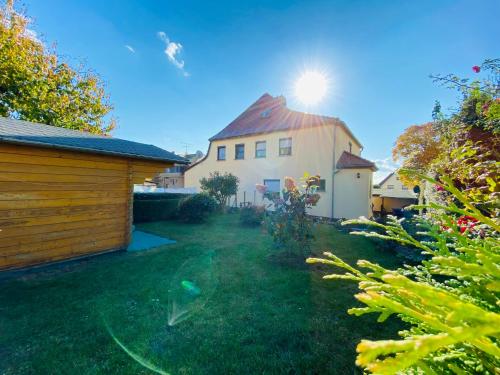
[[392, 122, 442, 186], [430, 58, 500, 134], [428, 59, 500, 208], [0, 0, 115, 134], [199, 172, 239, 209]]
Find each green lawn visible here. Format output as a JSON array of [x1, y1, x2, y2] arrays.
[[0, 214, 403, 374]]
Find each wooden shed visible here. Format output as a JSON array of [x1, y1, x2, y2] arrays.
[[0, 117, 188, 271]]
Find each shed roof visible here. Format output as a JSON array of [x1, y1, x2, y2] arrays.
[[209, 93, 362, 147], [0, 117, 188, 164], [336, 151, 377, 171]]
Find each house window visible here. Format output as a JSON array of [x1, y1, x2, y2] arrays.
[[312, 179, 326, 192], [255, 141, 266, 158], [387, 184, 394, 189], [217, 146, 226, 160], [402, 185, 409, 190], [264, 179, 280, 199], [356, 172, 361, 179], [235, 144, 245, 160], [279, 138, 292, 156], [349, 141, 352, 153]]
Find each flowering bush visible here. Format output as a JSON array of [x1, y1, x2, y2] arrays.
[[258, 174, 321, 255], [307, 170, 500, 373]]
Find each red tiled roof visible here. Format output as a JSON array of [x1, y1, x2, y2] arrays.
[[209, 93, 362, 147], [336, 151, 377, 171]]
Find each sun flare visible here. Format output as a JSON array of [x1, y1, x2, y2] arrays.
[[294, 71, 328, 106]]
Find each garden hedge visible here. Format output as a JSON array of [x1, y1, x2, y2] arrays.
[[133, 193, 190, 223]]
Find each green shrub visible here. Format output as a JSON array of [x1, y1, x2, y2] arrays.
[[134, 193, 188, 201], [239, 205, 265, 227], [178, 193, 217, 223], [307, 171, 500, 373], [133, 193, 190, 223]]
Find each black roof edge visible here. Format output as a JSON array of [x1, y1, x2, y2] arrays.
[[0, 137, 189, 164]]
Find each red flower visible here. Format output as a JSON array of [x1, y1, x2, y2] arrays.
[[457, 215, 478, 234], [435, 184, 445, 192], [472, 65, 481, 73]]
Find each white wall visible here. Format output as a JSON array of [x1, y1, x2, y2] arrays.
[[333, 168, 372, 219], [373, 173, 417, 199]]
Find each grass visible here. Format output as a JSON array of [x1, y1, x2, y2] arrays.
[[0, 213, 404, 374]]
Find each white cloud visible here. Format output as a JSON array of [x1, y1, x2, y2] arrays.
[[125, 45, 135, 53], [371, 157, 400, 184], [157, 31, 189, 77]]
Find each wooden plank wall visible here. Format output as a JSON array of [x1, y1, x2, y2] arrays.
[[0, 143, 171, 271]]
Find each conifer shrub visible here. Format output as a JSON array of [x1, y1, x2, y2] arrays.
[[307, 171, 500, 374]]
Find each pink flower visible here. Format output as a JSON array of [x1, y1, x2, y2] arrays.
[[435, 184, 445, 192], [255, 184, 267, 194], [472, 65, 481, 73], [284, 176, 296, 191]]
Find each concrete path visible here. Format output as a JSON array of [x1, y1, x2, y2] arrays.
[[127, 230, 176, 252]]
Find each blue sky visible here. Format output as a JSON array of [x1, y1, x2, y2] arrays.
[[22, 0, 499, 180]]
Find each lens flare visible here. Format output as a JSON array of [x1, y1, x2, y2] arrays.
[[167, 252, 216, 326], [294, 71, 328, 106]]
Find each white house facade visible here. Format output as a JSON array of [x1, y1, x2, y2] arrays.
[[372, 172, 417, 214], [185, 93, 377, 219]]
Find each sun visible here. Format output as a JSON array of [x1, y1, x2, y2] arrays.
[[294, 71, 328, 106]]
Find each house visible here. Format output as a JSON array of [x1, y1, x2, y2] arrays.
[[155, 165, 187, 188], [154, 151, 204, 189], [185, 150, 205, 164], [185, 93, 377, 219], [0, 117, 187, 271], [372, 172, 417, 214]]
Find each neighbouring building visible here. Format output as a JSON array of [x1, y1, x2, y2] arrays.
[[185, 93, 377, 219], [155, 165, 186, 188], [154, 151, 204, 189], [372, 172, 417, 214], [0, 117, 187, 270]]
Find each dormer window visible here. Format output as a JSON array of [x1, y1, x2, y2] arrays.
[[260, 109, 272, 118]]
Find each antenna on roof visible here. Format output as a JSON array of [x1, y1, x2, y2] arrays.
[[181, 142, 193, 156]]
